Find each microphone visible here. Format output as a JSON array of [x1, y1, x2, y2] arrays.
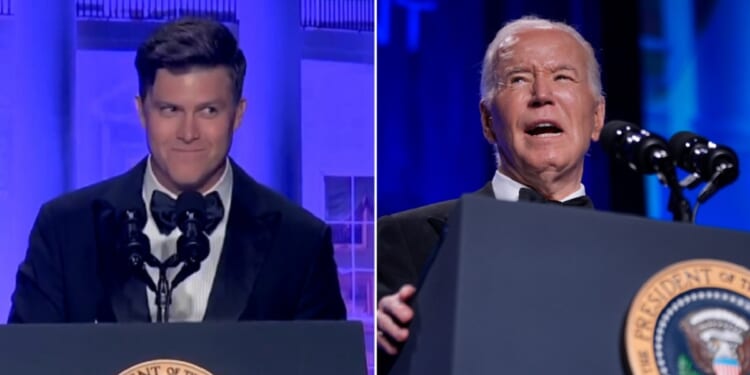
[[150, 192, 210, 322], [669, 131, 739, 203], [600, 120, 673, 176], [117, 208, 157, 291], [175, 191, 210, 265], [171, 191, 210, 289], [601, 120, 692, 222], [119, 209, 153, 267]]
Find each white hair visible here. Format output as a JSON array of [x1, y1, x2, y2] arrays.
[[479, 16, 603, 104]]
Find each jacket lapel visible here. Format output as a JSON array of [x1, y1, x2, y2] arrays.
[[94, 158, 151, 322], [416, 182, 496, 288], [426, 182, 494, 235], [203, 161, 280, 321]]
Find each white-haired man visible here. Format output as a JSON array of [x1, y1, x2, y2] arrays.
[[376, 16, 605, 372]]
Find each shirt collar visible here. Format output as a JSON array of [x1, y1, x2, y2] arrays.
[[490, 169, 586, 202], [142, 156, 233, 207]]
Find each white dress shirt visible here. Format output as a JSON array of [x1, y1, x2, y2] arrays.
[[490, 170, 586, 202], [142, 157, 233, 322]]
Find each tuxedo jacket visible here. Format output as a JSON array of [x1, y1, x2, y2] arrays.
[[376, 183, 594, 373], [9, 158, 346, 323], [377, 183, 494, 302], [376, 184, 492, 374]]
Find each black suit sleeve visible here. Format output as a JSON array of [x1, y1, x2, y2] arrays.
[[376, 214, 420, 301], [377, 214, 418, 374], [294, 225, 347, 320], [8, 204, 66, 323], [377, 210, 447, 374]]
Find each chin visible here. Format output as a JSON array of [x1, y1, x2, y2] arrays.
[[523, 152, 562, 166], [163, 168, 205, 187], [522, 159, 571, 176], [171, 179, 204, 192]]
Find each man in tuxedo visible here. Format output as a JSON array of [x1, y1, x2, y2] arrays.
[[9, 18, 346, 323], [376, 16, 605, 371]]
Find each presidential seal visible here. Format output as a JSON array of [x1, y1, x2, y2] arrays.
[[625, 259, 750, 375], [118, 359, 213, 375]]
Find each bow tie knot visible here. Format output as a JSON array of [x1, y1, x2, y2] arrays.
[[150, 190, 225, 235], [517, 187, 593, 208]]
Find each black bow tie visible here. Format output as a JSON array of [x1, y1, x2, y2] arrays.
[[517, 187, 593, 208], [150, 190, 225, 235]]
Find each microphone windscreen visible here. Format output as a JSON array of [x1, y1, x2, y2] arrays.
[[668, 131, 700, 157], [600, 120, 635, 155]]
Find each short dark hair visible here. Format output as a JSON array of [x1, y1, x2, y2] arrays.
[[135, 17, 246, 102]]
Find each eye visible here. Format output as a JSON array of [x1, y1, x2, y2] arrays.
[[508, 75, 530, 85], [159, 105, 178, 115], [200, 106, 219, 116], [554, 74, 574, 81]]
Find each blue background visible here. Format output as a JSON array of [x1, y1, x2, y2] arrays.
[[378, 0, 748, 234]]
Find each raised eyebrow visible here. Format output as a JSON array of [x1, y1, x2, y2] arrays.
[[551, 65, 579, 74], [196, 101, 224, 109], [504, 66, 533, 76]]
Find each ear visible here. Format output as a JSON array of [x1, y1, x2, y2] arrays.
[[134, 96, 146, 129], [233, 98, 247, 131], [590, 96, 606, 141], [479, 100, 497, 144]]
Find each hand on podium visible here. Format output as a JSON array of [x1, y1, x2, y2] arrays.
[[377, 284, 416, 355]]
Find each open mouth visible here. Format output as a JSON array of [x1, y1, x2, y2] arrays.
[[525, 122, 563, 136]]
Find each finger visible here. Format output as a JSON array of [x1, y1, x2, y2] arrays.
[[380, 295, 415, 325], [377, 331, 398, 355], [377, 309, 410, 342], [398, 284, 417, 301]]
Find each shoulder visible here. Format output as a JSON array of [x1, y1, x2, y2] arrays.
[[36, 160, 146, 221], [38, 175, 127, 219], [379, 183, 494, 228], [379, 199, 457, 229], [259, 183, 325, 229], [377, 199, 458, 248], [231, 166, 328, 238]]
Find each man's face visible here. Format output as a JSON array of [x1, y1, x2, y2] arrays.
[[481, 28, 605, 193], [136, 66, 246, 193]]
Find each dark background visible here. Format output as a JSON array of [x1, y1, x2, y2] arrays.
[[378, 0, 748, 226]]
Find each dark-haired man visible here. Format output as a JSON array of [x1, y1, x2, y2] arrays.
[[9, 18, 346, 323]]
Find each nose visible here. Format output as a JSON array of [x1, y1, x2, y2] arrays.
[[176, 115, 200, 143], [529, 76, 554, 108]]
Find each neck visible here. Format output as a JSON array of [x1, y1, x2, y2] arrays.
[[499, 164, 583, 201]]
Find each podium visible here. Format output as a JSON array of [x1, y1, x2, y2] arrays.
[[390, 195, 750, 374], [0, 321, 366, 374]]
